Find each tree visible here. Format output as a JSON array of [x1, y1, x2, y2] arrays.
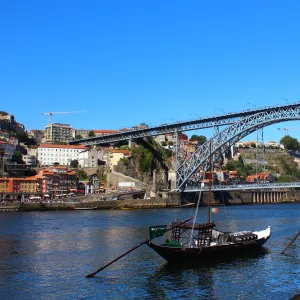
[[53, 162, 59, 166], [190, 135, 207, 145], [77, 169, 88, 180], [132, 145, 153, 173], [70, 159, 79, 168], [16, 132, 37, 146], [88, 131, 95, 137], [75, 134, 83, 139], [280, 135, 299, 151], [12, 151, 24, 164]]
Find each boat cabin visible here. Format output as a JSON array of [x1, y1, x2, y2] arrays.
[[165, 221, 259, 248], [166, 221, 215, 248]]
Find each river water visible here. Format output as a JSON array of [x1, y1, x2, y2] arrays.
[[0, 203, 299, 300]]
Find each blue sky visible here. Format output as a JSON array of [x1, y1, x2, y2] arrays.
[[1, 1, 300, 142]]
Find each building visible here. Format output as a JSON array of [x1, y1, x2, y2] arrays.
[[154, 135, 167, 143], [182, 140, 199, 153], [0, 141, 15, 160], [94, 130, 118, 136], [0, 178, 9, 193], [44, 123, 73, 143], [38, 144, 87, 166], [0, 177, 40, 193], [0, 113, 16, 132], [28, 130, 44, 143], [44, 167, 78, 195], [265, 141, 279, 148], [15, 122, 25, 134], [0, 167, 79, 196], [22, 155, 37, 166], [77, 149, 98, 168], [0, 130, 9, 141], [75, 129, 118, 139], [106, 149, 130, 169]]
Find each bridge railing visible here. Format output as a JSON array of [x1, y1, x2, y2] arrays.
[[184, 182, 300, 192]]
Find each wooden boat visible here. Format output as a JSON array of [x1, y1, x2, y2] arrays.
[[147, 221, 270, 262], [69, 207, 97, 210], [146, 140, 271, 263], [85, 140, 271, 278], [173, 202, 194, 208], [120, 206, 136, 210]]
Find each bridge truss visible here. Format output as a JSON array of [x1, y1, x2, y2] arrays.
[[69, 102, 300, 146], [176, 105, 300, 191]]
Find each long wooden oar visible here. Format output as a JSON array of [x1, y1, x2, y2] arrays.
[[281, 231, 300, 254], [86, 216, 193, 278]]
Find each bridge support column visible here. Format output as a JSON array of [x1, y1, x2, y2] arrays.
[[152, 170, 157, 193], [163, 170, 168, 188], [253, 192, 256, 203], [263, 192, 266, 203], [259, 192, 263, 203], [128, 138, 135, 149]]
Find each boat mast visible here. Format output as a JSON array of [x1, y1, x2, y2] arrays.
[[208, 139, 213, 224]]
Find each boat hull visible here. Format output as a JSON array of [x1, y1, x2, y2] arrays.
[[69, 207, 97, 210], [147, 235, 270, 263]]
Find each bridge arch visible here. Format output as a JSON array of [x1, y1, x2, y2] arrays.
[[176, 106, 300, 191]]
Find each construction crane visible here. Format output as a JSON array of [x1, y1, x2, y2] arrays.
[[277, 127, 300, 136], [42, 111, 86, 124]]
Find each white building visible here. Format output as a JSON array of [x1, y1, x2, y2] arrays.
[[155, 135, 166, 144], [77, 149, 98, 168], [38, 144, 87, 166], [23, 155, 37, 166]]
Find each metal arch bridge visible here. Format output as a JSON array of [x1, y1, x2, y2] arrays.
[[69, 102, 300, 146], [184, 182, 300, 192], [176, 104, 300, 191]]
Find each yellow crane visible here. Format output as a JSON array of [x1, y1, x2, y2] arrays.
[[42, 111, 86, 124]]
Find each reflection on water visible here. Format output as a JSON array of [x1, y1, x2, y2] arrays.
[[145, 249, 270, 300], [0, 204, 299, 299]]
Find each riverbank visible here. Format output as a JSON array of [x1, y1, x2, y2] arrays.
[[0, 194, 299, 212]]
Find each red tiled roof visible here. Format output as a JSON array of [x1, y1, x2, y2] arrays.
[[39, 144, 87, 149], [94, 130, 118, 134], [110, 149, 130, 154]]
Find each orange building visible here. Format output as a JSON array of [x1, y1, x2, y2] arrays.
[[0, 178, 9, 192], [0, 167, 79, 196], [0, 178, 40, 193]]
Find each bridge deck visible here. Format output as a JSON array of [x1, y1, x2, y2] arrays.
[[184, 182, 300, 192]]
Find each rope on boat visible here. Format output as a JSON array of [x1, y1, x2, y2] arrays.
[[188, 190, 202, 248]]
